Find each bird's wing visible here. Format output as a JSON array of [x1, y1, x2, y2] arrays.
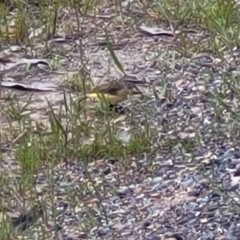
[[89, 81, 124, 95]]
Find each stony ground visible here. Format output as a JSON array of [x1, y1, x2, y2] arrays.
[[1, 1, 240, 240]]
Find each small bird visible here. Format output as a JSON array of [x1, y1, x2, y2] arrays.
[[84, 74, 144, 105]]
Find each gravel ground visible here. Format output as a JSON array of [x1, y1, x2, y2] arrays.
[[1, 3, 240, 240]]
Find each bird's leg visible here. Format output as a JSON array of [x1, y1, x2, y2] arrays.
[[109, 103, 126, 114]]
